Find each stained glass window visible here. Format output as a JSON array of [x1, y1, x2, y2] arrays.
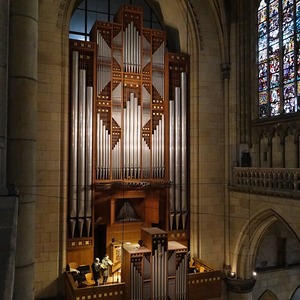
[[258, 0, 300, 118]]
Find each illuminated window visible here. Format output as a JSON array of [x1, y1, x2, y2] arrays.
[[258, 0, 300, 118], [70, 0, 163, 41]]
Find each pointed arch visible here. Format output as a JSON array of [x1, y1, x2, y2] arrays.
[[209, 0, 230, 63], [231, 209, 278, 278], [258, 289, 279, 300], [291, 285, 300, 299], [231, 209, 300, 279]]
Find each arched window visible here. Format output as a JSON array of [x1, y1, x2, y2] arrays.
[[70, 0, 163, 41], [258, 0, 300, 119]]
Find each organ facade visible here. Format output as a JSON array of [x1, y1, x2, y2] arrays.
[[67, 5, 189, 290]]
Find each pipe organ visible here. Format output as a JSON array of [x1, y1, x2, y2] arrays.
[[67, 5, 189, 286], [123, 227, 187, 300], [91, 7, 168, 182], [69, 42, 95, 240]]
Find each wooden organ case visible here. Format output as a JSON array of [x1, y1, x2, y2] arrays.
[[123, 227, 187, 300], [67, 4, 189, 272]]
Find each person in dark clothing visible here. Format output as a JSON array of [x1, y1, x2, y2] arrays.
[[91, 257, 101, 286], [101, 254, 113, 284]]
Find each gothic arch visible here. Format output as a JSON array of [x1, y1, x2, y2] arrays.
[[291, 285, 300, 300], [258, 290, 279, 300], [231, 209, 300, 279]]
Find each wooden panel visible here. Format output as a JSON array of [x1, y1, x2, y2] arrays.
[[145, 197, 159, 224], [188, 271, 222, 300], [67, 247, 93, 268], [64, 272, 125, 300]]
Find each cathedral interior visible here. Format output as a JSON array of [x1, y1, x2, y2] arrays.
[[1, 0, 300, 299]]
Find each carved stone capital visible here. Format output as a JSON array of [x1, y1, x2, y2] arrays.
[[225, 277, 256, 293], [221, 62, 231, 80]]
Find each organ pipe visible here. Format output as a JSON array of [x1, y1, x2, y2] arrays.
[[85, 87, 93, 218], [124, 21, 141, 73], [181, 72, 188, 229], [161, 116, 165, 178], [169, 101, 175, 229], [97, 92, 162, 180], [85, 87, 93, 236], [70, 51, 78, 221], [69, 49, 94, 238], [130, 94, 134, 177], [175, 87, 181, 230], [152, 116, 165, 179], [96, 116, 102, 179], [137, 105, 141, 178], [169, 73, 188, 231], [78, 69, 86, 219]]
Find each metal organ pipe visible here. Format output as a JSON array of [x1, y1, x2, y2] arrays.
[[106, 128, 109, 178], [130, 94, 134, 177], [152, 126, 156, 178], [152, 116, 164, 179], [169, 101, 175, 230], [131, 262, 134, 298], [175, 87, 181, 230], [137, 105, 141, 178], [97, 31, 111, 96], [70, 62, 94, 238], [78, 69, 86, 224], [97, 118, 102, 179], [181, 72, 188, 229], [96, 116, 111, 180], [156, 122, 159, 178], [132, 22, 135, 73], [161, 116, 165, 178], [162, 245, 167, 298], [124, 21, 141, 73], [122, 93, 142, 179], [157, 244, 161, 298], [151, 250, 155, 298], [142, 138, 150, 178], [96, 116, 102, 179], [183, 253, 187, 299], [169, 73, 188, 231], [103, 122, 110, 179], [70, 51, 79, 238], [112, 141, 120, 179], [85, 86, 93, 236], [125, 103, 129, 177]]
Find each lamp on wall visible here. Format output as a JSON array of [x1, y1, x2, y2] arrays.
[[229, 271, 236, 278]]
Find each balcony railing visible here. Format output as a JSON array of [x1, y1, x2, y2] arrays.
[[231, 168, 300, 198]]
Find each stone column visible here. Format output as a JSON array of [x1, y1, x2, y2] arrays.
[[222, 62, 231, 270], [7, 0, 38, 299], [0, 0, 9, 195]]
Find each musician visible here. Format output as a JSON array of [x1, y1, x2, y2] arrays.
[[101, 254, 113, 284], [91, 257, 101, 286]]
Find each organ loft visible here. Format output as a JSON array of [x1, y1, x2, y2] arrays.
[[64, 4, 202, 299]]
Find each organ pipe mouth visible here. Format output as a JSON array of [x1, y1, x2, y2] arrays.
[[94, 180, 173, 191]]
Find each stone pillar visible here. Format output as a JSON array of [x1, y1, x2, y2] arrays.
[[222, 61, 231, 269], [7, 0, 38, 299], [0, 0, 9, 195]]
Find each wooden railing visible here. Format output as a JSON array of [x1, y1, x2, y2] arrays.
[[231, 168, 300, 198], [188, 270, 222, 299]]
